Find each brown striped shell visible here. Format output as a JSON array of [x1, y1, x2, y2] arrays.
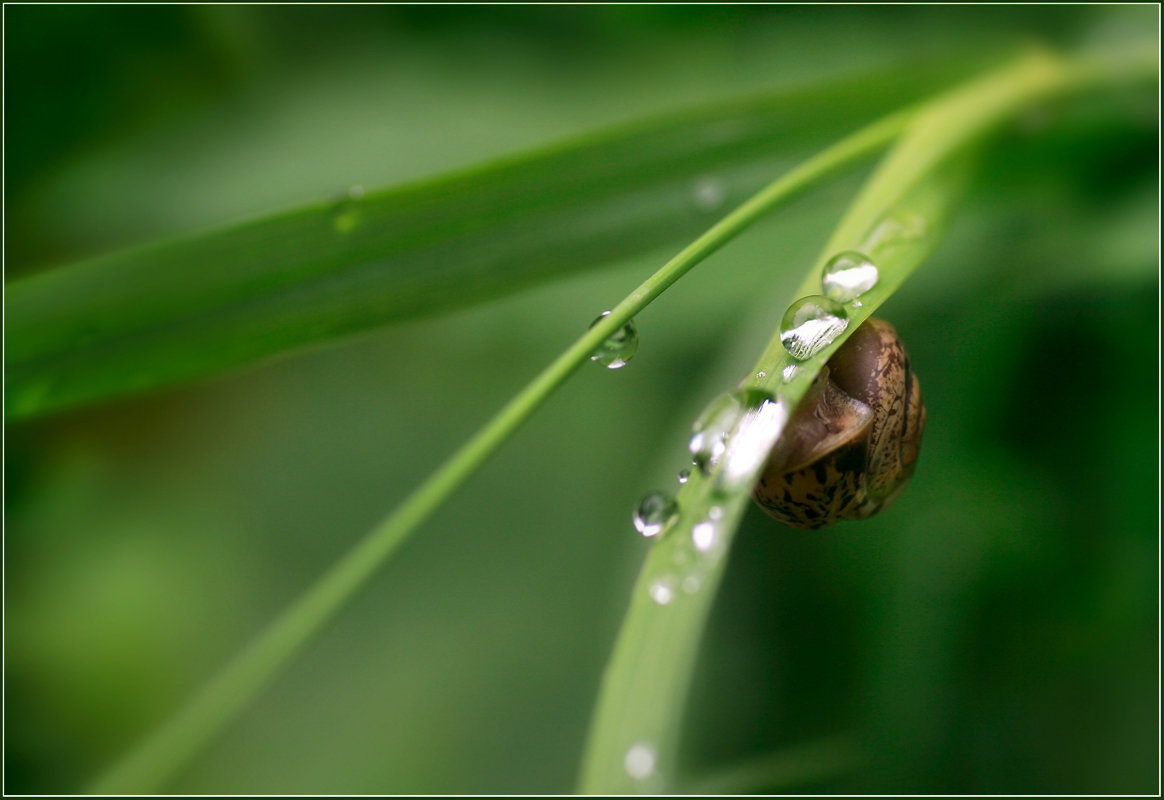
[[752, 318, 925, 529]]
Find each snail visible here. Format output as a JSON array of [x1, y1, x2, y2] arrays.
[[753, 317, 925, 529]]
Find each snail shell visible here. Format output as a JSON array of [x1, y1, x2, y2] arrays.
[[753, 318, 925, 529]]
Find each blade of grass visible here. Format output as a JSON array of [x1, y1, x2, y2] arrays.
[[5, 61, 973, 422], [86, 103, 914, 795], [679, 734, 863, 794], [576, 47, 1123, 794]]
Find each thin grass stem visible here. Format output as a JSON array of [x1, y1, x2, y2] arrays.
[[87, 103, 913, 795]]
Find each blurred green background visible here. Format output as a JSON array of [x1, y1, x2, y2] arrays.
[[4, 5, 1158, 794]]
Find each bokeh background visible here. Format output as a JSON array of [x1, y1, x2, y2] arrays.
[[4, 5, 1158, 794]]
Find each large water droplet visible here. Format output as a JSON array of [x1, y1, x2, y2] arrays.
[[624, 742, 657, 780], [821, 251, 879, 303], [589, 311, 638, 369], [332, 185, 365, 233], [780, 296, 848, 360], [633, 491, 679, 538], [716, 392, 789, 493], [689, 388, 778, 476]]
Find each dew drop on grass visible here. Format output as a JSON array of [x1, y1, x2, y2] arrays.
[[692, 520, 718, 552], [781, 364, 801, 383], [821, 251, 879, 303], [624, 742, 657, 780], [689, 394, 734, 474], [634, 491, 679, 538], [689, 387, 782, 477], [716, 392, 789, 493], [677, 469, 690, 485], [780, 296, 848, 360], [332, 185, 365, 233], [866, 210, 927, 251], [589, 311, 638, 369], [648, 577, 676, 606], [691, 176, 726, 212]]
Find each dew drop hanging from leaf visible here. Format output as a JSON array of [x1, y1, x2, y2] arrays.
[[589, 311, 638, 369]]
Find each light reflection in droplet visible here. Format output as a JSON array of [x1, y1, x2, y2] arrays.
[[692, 521, 717, 552], [624, 742, 657, 780], [649, 579, 675, 606]]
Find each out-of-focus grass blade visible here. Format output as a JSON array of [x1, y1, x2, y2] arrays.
[[5, 61, 978, 421]]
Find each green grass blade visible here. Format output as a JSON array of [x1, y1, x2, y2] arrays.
[[680, 734, 863, 794], [575, 49, 1097, 795], [4, 62, 970, 422], [85, 106, 913, 796]]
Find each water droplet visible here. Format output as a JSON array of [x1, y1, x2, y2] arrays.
[[780, 296, 848, 360], [755, 370, 766, 380], [821, 251, 879, 303], [781, 364, 801, 383], [677, 469, 690, 485], [681, 575, 702, 594], [708, 505, 724, 521], [692, 520, 718, 552], [863, 211, 927, 252], [589, 311, 638, 369], [691, 176, 726, 212], [689, 388, 779, 476], [649, 578, 676, 606], [624, 742, 657, 780], [332, 185, 365, 233], [716, 393, 790, 492], [633, 491, 679, 538], [689, 393, 738, 474]]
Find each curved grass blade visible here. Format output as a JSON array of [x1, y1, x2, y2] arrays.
[[576, 49, 1088, 794], [6, 61, 978, 421], [85, 105, 914, 796], [679, 734, 863, 794]]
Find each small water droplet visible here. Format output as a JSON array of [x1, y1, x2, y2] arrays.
[[332, 185, 365, 233], [624, 742, 657, 780], [780, 296, 848, 360], [649, 578, 676, 606], [689, 393, 738, 474], [589, 311, 638, 369], [755, 370, 767, 380], [681, 574, 702, 594], [821, 251, 879, 303], [708, 505, 724, 521], [692, 520, 718, 552], [633, 491, 679, 538], [691, 176, 726, 212], [677, 469, 690, 485], [863, 211, 928, 252], [781, 364, 801, 383]]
